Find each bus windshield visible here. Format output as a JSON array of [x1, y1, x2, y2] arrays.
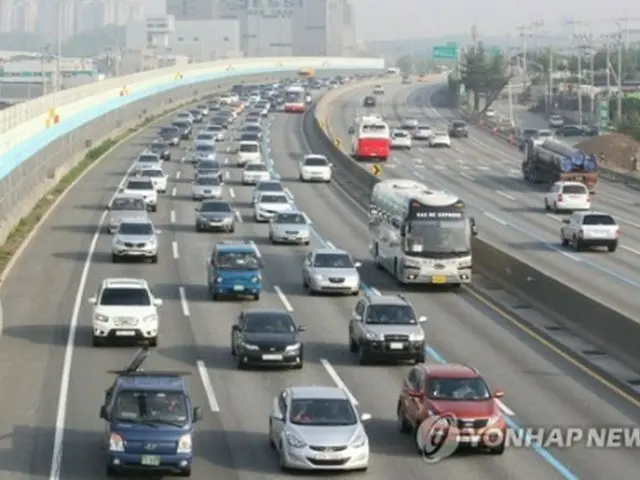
[[286, 91, 304, 102], [405, 219, 470, 256], [362, 124, 387, 134]]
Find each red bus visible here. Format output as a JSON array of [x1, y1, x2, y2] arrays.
[[351, 116, 391, 161]]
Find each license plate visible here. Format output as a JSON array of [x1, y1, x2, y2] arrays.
[[233, 285, 244, 292], [262, 354, 283, 360], [432, 276, 446, 284], [116, 331, 136, 336], [458, 435, 480, 443], [141, 455, 161, 466], [389, 342, 404, 350], [315, 452, 340, 460]]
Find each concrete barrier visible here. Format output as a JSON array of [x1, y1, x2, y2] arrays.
[[306, 86, 640, 376], [0, 56, 383, 243]]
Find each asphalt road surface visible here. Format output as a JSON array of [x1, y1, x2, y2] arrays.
[[0, 93, 638, 479], [329, 82, 640, 328]]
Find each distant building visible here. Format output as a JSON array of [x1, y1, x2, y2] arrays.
[[11, 0, 39, 33], [166, 0, 216, 20]]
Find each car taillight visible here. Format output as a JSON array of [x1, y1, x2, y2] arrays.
[[616, 229, 621, 238], [557, 194, 563, 202]]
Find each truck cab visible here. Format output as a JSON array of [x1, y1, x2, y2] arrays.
[[99, 347, 203, 477], [207, 241, 264, 301]]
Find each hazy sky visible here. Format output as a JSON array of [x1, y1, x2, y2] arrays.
[[352, 0, 637, 41]]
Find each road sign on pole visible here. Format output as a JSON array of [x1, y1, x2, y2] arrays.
[[597, 99, 610, 128], [371, 164, 381, 176], [432, 45, 458, 59]]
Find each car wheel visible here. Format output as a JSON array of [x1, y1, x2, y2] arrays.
[[150, 206, 157, 212], [150, 255, 158, 264], [574, 237, 583, 252], [397, 402, 411, 433], [414, 354, 425, 364], [561, 236, 569, 247], [358, 347, 369, 365], [489, 441, 506, 455], [544, 198, 549, 211], [253, 293, 260, 300], [177, 467, 192, 477], [212, 293, 220, 301], [92, 336, 104, 347], [349, 335, 358, 353], [608, 242, 618, 252], [231, 341, 236, 356], [148, 337, 158, 347], [236, 355, 246, 370], [229, 226, 235, 233], [293, 357, 304, 370], [111, 254, 119, 263], [106, 465, 117, 477]]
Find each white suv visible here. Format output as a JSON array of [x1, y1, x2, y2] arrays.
[[89, 278, 163, 347], [561, 211, 619, 252], [544, 181, 590, 212]]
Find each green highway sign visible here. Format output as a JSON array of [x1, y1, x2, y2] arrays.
[[433, 45, 458, 59], [597, 99, 609, 128]]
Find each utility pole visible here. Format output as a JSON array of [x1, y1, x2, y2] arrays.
[[617, 25, 623, 121], [547, 47, 553, 114], [55, 0, 62, 93], [577, 52, 583, 125]]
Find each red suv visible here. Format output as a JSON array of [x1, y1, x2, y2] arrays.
[[397, 363, 507, 455]]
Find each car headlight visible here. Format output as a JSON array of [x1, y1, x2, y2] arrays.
[[365, 331, 383, 341], [215, 276, 223, 283], [458, 259, 472, 268], [313, 274, 324, 281], [114, 239, 125, 247], [143, 314, 157, 323], [240, 342, 259, 350], [176, 434, 192, 454], [487, 414, 502, 426], [285, 342, 301, 351], [109, 433, 124, 452], [148, 237, 157, 246], [404, 259, 421, 269], [409, 331, 425, 342], [350, 433, 367, 448], [250, 275, 261, 283], [94, 314, 109, 323], [285, 432, 306, 448]]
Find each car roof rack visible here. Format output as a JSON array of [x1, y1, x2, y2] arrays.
[[106, 346, 191, 376]]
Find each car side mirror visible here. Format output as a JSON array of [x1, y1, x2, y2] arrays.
[[562, 219, 570, 224], [118, 187, 124, 192], [352, 313, 362, 321], [88, 297, 97, 305], [153, 298, 163, 307], [231, 325, 240, 332], [297, 325, 306, 332], [360, 413, 372, 422], [100, 405, 108, 420], [329, 163, 333, 167], [105, 205, 110, 210], [493, 391, 504, 399], [407, 390, 423, 399], [354, 261, 362, 268], [418, 316, 427, 323], [156, 230, 162, 234], [194, 207, 200, 211], [271, 412, 284, 422], [192, 406, 203, 422]]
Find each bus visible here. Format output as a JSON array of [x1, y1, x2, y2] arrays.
[[351, 115, 391, 161], [284, 85, 305, 113], [298, 68, 315, 80], [368, 179, 477, 286]]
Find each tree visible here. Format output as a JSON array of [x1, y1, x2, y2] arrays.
[[459, 42, 510, 113], [61, 25, 125, 57], [395, 55, 413, 74]]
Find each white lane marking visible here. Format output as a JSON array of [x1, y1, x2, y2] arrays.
[[617, 216, 640, 229], [179, 286, 190, 317], [508, 169, 520, 177], [460, 173, 475, 181], [496, 191, 515, 201], [326, 241, 336, 249], [170, 210, 176, 223], [250, 240, 261, 257], [234, 210, 242, 222], [321, 359, 359, 406], [196, 360, 220, 412], [171, 186, 177, 197], [229, 187, 235, 199], [176, 171, 181, 180], [483, 211, 507, 225], [413, 172, 425, 179], [545, 213, 562, 222], [621, 245, 640, 256], [224, 170, 230, 180], [459, 165, 469, 170], [456, 159, 464, 164], [433, 164, 445, 170], [477, 165, 490, 170], [496, 399, 515, 416], [413, 158, 423, 164], [172, 241, 179, 259], [370, 287, 381, 295], [274, 285, 294, 312]]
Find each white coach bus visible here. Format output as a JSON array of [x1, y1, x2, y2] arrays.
[[368, 179, 477, 286]]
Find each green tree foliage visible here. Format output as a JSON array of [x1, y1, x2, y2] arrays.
[[394, 54, 434, 74], [61, 25, 125, 57], [458, 42, 509, 112]]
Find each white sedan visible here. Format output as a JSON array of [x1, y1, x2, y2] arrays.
[[254, 192, 293, 222], [242, 163, 270, 185], [299, 154, 332, 182], [390, 130, 412, 149], [136, 168, 168, 193], [429, 130, 451, 147]]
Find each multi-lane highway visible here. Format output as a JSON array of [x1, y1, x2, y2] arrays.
[[0, 84, 639, 479], [329, 82, 640, 331]]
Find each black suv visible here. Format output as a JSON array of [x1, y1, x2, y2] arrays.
[[449, 120, 469, 138], [363, 95, 376, 107]]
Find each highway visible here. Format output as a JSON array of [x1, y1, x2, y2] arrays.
[[328, 81, 640, 335], [0, 89, 637, 479]]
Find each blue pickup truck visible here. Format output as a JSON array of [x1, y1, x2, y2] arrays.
[[100, 347, 203, 477], [207, 240, 264, 300]]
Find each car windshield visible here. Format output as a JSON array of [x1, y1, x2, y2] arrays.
[[100, 287, 151, 306], [313, 253, 353, 268], [394, 132, 408, 137], [198, 161, 219, 170], [304, 157, 328, 166], [196, 145, 214, 153], [243, 125, 261, 132], [140, 170, 163, 178], [522, 129, 538, 137], [246, 164, 267, 171], [214, 251, 261, 270], [197, 134, 214, 141], [112, 390, 188, 425], [172, 122, 188, 129], [405, 219, 471, 256], [208, 126, 222, 131], [427, 377, 491, 401], [240, 144, 259, 153], [241, 134, 259, 142], [562, 184, 587, 194], [260, 194, 287, 204], [201, 202, 230, 212], [538, 130, 553, 137], [197, 177, 220, 186], [138, 155, 158, 163], [111, 197, 145, 211], [244, 312, 296, 333], [418, 125, 430, 130], [274, 213, 305, 224], [160, 127, 178, 135], [119, 222, 153, 235], [150, 142, 168, 150], [126, 181, 153, 190], [289, 398, 357, 426], [365, 304, 417, 325], [453, 122, 466, 128], [583, 215, 615, 225]]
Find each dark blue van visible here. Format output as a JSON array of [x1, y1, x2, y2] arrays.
[[100, 347, 203, 477], [207, 240, 264, 301]]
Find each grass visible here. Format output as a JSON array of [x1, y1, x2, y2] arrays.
[[0, 98, 195, 277]]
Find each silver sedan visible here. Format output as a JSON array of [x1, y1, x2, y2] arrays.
[[192, 175, 223, 200], [302, 248, 361, 295], [269, 211, 310, 245]]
